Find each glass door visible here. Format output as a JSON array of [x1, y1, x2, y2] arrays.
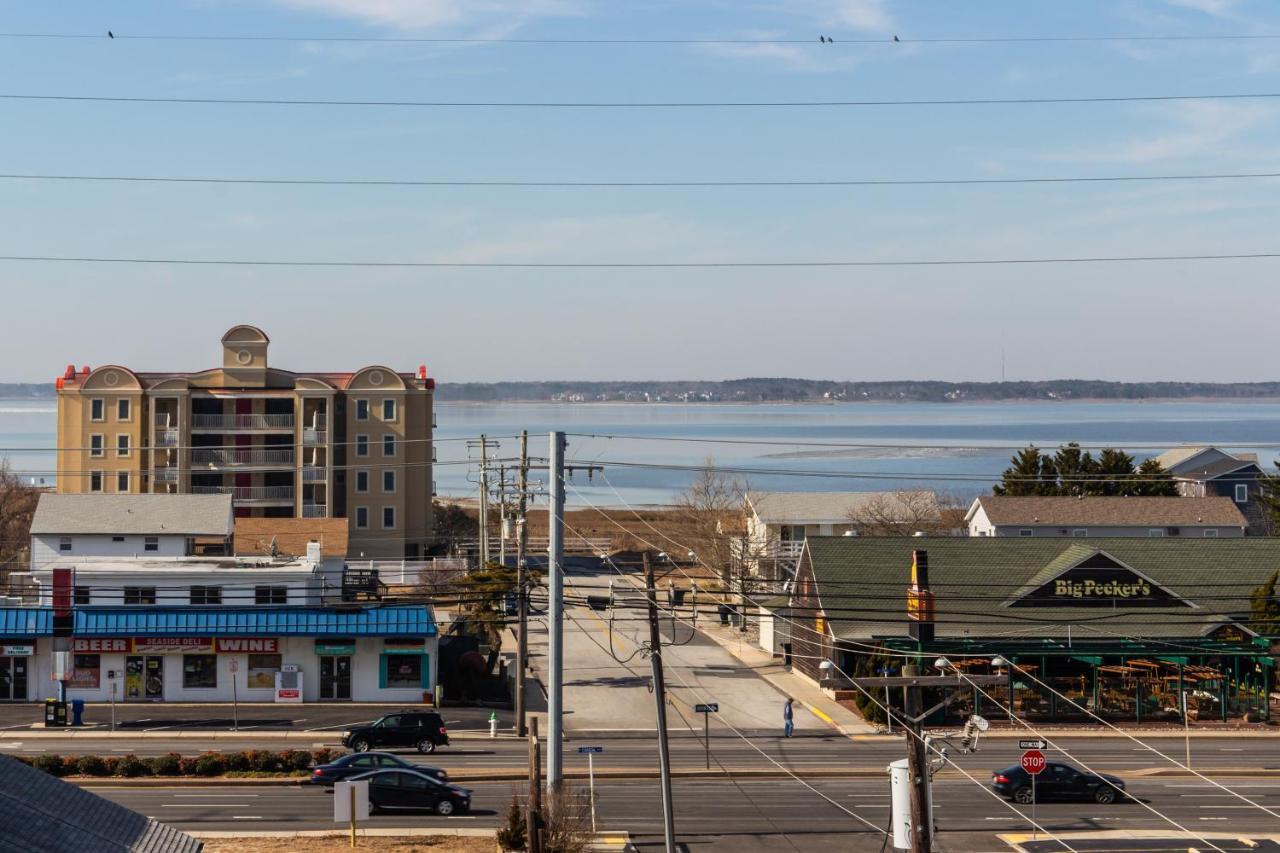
[[0, 658, 25, 701], [126, 656, 165, 700], [319, 655, 352, 700]]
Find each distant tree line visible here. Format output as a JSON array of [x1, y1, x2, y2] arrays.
[[993, 443, 1178, 497]]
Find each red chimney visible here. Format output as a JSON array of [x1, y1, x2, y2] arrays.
[[64, 364, 75, 380], [55, 377, 64, 390], [417, 364, 427, 380], [80, 365, 90, 376]]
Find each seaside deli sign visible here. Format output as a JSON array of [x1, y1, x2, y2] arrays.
[[72, 638, 280, 654], [1011, 554, 1187, 608]]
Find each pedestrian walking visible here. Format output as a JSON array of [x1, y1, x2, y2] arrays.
[[783, 697, 794, 738]]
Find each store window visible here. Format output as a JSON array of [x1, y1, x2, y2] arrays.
[[190, 585, 222, 605], [144, 536, 159, 552], [380, 654, 425, 689], [73, 585, 90, 605], [183, 654, 217, 689], [69, 655, 101, 689], [124, 586, 157, 605], [254, 585, 288, 605], [247, 654, 282, 689]]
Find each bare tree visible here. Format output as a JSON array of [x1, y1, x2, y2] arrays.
[[845, 490, 966, 537], [673, 458, 748, 587], [540, 783, 593, 853], [0, 462, 39, 578]]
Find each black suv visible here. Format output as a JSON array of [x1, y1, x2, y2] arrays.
[[342, 712, 450, 754]]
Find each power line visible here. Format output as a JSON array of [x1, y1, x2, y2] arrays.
[[567, 432, 1280, 451], [4, 251, 1280, 269], [7, 170, 1280, 188], [5, 91, 1280, 109], [2, 31, 1279, 45]]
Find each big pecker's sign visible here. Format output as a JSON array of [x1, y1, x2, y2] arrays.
[[1010, 551, 1189, 609]]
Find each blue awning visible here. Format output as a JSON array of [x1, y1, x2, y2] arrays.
[[0, 608, 53, 638], [74, 605, 436, 637]]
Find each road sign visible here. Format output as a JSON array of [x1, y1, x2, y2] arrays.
[[695, 703, 719, 713], [1021, 749, 1047, 776], [1018, 739, 1047, 750], [333, 779, 370, 822], [578, 746, 604, 754]]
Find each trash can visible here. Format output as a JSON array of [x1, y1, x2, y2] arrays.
[[71, 699, 85, 727], [672, 589, 686, 606], [44, 699, 66, 728], [718, 604, 730, 626]]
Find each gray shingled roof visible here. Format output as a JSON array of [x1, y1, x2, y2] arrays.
[[802, 537, 1280, 642], [748, 491, 938, 524], [0, 755, 202, 853], [972, 495, 1247, 527], [30, 494, 234, 536], [1172, 457, 1261, 482]]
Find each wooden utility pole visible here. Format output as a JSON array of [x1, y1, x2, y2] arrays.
[[902, 663, 932, 853], [478, 435, 490, 567], [527, 716, 542, 853], [515, 430, 529, 737], [644, 554, 677, 853]]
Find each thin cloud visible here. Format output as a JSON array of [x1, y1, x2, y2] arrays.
[[1164, 0, 1238, 17], [271, 0, 585, 30]]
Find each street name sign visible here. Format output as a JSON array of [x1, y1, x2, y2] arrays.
[[1018, 739, 1047, 750], [695, 703, 719, 713], [1021, 750, 1047, 775], [578, 746, 604, 754]]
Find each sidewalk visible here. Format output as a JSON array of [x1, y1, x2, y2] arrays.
[[693, 616, 876, 736]]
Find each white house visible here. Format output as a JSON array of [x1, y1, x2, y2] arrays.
[[29, 494, 234, 567], [965, 495, 1248, 538]]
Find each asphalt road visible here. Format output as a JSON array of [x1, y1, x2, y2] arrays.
[[90, 775, 1280, 852]]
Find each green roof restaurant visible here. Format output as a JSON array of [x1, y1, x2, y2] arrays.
[[788, 538, 1278, 725]]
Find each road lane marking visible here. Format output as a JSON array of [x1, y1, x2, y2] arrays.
[[231, 816, 263, 820], [173, 794, 261, 798], [160, 804, 252, 808]]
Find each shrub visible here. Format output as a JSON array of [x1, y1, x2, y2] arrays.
[[249, 750, 280, 773], [31, 754, 66, 776], [193, 753, 227, 776], [311, 748, 335, 765], [149, 753, 181, 776], [76, 755, 108, 776], [115, 755, 149, 777], [283, 750, 313, 772], [177, 757, 198, 776], [61, 756, 79, 776], [223, 751, 251, 773], [101, 757, 121, 776], [496, 794, 527, 852]]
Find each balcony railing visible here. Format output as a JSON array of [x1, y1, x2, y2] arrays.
[[302, 465, 326, 482], [156, 428, 179, 447], [191, 413, 294, 431], [154, 467, 177, 483], [192, 447, 295, 468], [303, 428, 327, 445], [304, 414, 327, 430], [302, 503, 327, 518], [192, 485, 294, 503]]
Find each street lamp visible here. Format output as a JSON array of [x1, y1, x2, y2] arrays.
[[934, 657, 952, 672]]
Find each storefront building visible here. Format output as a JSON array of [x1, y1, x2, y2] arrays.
[[0, 610, 49, 702], [792, 538, 1277, 724], [20, 605, 437, 704]]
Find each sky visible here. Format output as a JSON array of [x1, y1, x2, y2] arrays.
[[1, 0, 1279, 383]]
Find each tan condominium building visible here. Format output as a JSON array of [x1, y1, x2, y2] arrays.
[[55, 325, 435, 559]]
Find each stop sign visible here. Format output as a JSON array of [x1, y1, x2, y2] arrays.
[[1021, 749, 1046, 775]]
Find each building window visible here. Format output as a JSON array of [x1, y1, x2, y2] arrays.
[[1204, 528, 1220, 538], [1018, 528, 1033, 537], [90, 398, 104, 421], [112, 535, 125, 543], [383, 435, 396, 457], [383, 470, 396, 493], [355, 506, 369, 529], [355, 399, 370, 421], [1072, 529, 1088, 537], [1235, 483, 1249, 503], [355, 434, 369, 457], [254, 585, 288, 605], [73, 586, 90, 605], [382, 506, 396, 529], [90, 434, 104, 458], [1148, 528, 1165, 537], [89, 472, 103, 493], [116, 434, 131, 457], [380, 654, 425, 689], [59, 537, 73, 553], [247, 654, 282, 689], [382, 399, 396, 421], [116, 472, 130, 493], [182, 654, 218, 689], [355, 470, 369, 493], [190, 585, 222, 605], [144, 536, 159, 552], [69, 655, 100, 689], [117, 399, 131, 421], [124, 586, 157, 605]]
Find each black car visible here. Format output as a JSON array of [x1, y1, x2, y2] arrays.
[[341, 711, 450, 754], [992, 761, 1126, 804], [308, 751, 447, 786], [350, 768, 472, 816]]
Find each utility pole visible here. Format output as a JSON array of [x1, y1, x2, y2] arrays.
[[515, 430, 529, 737], [547, 431, 565, 790], [527, 716, 542, 853], [644, 553, 678, 853], [478, 435, 490, 567], [902, 663, 932, 853], [497, 463, 508, 568]]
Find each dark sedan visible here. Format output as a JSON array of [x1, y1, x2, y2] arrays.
[[992, 761, 1126, 804], [308, 752, 447, 786], [349, 768, 472, 816]]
